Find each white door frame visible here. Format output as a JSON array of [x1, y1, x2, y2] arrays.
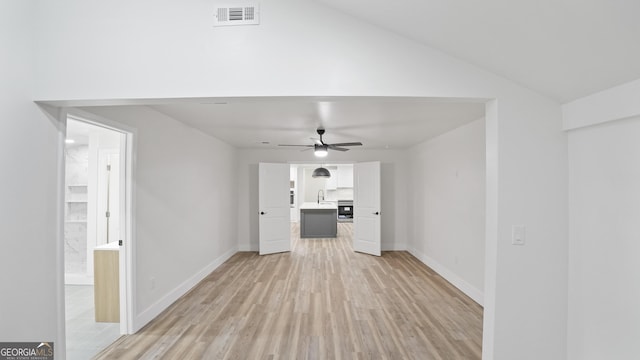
[[62, 111, 137, 337]]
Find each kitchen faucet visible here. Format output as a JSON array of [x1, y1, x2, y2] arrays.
[[317, 190, 324, 204]]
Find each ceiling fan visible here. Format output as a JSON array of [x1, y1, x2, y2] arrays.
[[278, 128, 363, 157]]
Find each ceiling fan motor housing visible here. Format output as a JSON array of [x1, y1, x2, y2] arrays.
[[277, 128, 361, 154], [317, 128, 326, 143]]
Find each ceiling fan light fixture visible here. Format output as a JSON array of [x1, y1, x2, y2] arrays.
[[277, 128, 362, 155], [312, 167, 331, 178], [314, 144, 328, 157]]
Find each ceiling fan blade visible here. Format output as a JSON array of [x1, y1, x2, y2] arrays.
[[327, 142, 362, 147], [278, 144, 314, 147], [300, 147, 313, 152], [328, 145, 349, 151]]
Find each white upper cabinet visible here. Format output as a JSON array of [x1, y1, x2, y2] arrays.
[[326, 167, 338, 190], [324, 165, 353, 190], [337, 165, 353, 188]]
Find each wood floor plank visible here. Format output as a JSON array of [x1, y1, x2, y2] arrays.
[[94, 223, 483, 359]]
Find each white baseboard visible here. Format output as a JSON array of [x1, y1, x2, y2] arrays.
[[65, 273, 94, 285], [133, 246, 237, 332], [240, 242, 405, 252], [241, 243, 405, 252], [407, 246, 484, 306]]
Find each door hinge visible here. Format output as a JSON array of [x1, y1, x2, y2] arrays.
[[106, 211, 110, 218], [118, 239, 123, 246]]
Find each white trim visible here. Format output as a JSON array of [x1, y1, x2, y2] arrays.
[[133, 247, 238, 332], [482, 99, 498, 359], [122, 129, 136, 335], [407, 246, 484, 306], [55, 107, 68, 360], [240, 240, 405, 252]]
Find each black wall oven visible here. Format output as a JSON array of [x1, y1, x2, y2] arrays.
[[337, 200, 353, 222]]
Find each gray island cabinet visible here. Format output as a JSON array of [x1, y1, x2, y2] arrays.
[[300, 202, 337, 238]]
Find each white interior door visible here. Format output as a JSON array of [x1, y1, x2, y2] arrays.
[[353, 161, 381, 256], [259, 163, 291, 255], [97, 149, 120, 246]]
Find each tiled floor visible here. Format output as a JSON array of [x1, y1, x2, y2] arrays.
[[65, 285, 120, 360]]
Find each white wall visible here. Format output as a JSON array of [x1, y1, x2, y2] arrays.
[[76, 106, 238, 329], [564, 79, 640, 360], [0, 0, 64, 356], [567, 116, 640, 359], [408, 118, 486, 305], [303, 167, 329, 203], [488, 96, 567, 360], [64, 143, 89, 277], [29, 0, 569, 358], [33, 0, 544, 101], [237, 149, 409, 252]]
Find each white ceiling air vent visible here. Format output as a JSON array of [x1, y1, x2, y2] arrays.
[[214, 3, 260, 26]]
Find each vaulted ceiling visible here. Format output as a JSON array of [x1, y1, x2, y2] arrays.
[[315, 0, 640, 103], [74, 1, 640, 149]]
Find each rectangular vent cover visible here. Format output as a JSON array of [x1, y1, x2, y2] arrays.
[[214, 4, 260, 26]]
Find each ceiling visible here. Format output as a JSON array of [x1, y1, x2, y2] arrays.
[[149, 97, 485, 149], [315, 0, 640, 103], [71, 1, 640, 150], [66, 118, 121, 146], [66, 119, 92, 145]]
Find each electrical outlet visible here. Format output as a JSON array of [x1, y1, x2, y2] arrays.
[[512, 225, 526, 245], [150, 277, 156, 290]]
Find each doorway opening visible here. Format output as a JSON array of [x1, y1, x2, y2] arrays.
[[259, 161, 381, 256], [286, 162, 379, 256], [289, 163, 355, 251], [63, 117, 130, 359], [289, 163, 354, 222]]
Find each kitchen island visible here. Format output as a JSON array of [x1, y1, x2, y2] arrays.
[[300, 202, 337, 238]]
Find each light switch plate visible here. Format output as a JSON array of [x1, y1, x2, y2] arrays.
[[512, 225, 526, 245]]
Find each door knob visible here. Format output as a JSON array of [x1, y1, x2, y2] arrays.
[[260, 211, 266, 215], [373, 211, 379, 215]]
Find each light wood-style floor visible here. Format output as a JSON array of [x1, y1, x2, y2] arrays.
[[95, 223, 483, 359]]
